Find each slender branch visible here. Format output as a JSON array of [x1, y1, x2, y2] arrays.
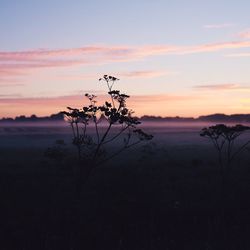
[[70, 122, 76, 138], [76, 122, 79, 139], [82, 122, 87, 138], [95, 139, 142, 167], [106, 80, 116, 108], [94, 116, 100, 144], [93, 122, 112, 163], [126, 140, 142, 149], [213, 138, 219, 151], [211, 137, 224, 170], [110, 94, 116, 109], [75, 122, 81, 160], [102, 125, 129, 145]]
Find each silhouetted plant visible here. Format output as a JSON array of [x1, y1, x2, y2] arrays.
[[62, 75, 153, 172], [200, 124, 250, 242], [200, 124, 250, 172]]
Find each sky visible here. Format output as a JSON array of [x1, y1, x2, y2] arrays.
[[1, 0, 250, 118]]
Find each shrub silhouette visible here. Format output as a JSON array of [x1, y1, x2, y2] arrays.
[[62, 75, 153, 175], [200, 124, 250, 172], [200, 124, 250, 242]]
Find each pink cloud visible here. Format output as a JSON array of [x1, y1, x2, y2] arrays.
[[0, 68, 27, 79], [45, 70, 168, 82], [0, 82, 25, 86], [0, 46, 120, 60], [0, 46, 136, 65], [238, 29, 250, 39], [194, 83, 241, 90], [130, 94, 195, 102], [118, 70, 167, 78], [1, 40, 250, 66], [0, 46, 136, 81], [194, 83, 250, 91], [179, 41, 250, 54], [0, 93, 193, 106], [1, 40, 250, 83], [0, 94, 22, 97], [0, 59, 90, 83]]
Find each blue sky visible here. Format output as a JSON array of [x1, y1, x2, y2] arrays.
[[1, 0, 250, 117], [1, 0, 250, 48]]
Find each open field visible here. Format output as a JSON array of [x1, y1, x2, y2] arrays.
[[1, 122, 250, 250]]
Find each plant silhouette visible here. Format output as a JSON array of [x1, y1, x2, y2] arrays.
[[200, 124, 250, 172], [200, 124, 250, 244], [62, 75, 153, 176]]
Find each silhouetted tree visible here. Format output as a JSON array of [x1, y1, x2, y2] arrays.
[[200, 124, 250, 172], [200, 124, 250, 245]]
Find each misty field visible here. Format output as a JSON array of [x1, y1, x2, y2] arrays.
[[1, 122, 250, 250]]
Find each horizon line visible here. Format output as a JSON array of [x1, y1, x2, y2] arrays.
[[1, 112, 250, 121]]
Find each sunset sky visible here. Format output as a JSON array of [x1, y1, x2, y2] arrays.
[[1, 0, 250, 118]]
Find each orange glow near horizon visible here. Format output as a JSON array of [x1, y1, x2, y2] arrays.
[[1, 91, 249, 119]]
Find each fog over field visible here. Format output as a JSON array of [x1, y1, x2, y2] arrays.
[[0, 121, 226, 151], [1, 121, 250, 167]]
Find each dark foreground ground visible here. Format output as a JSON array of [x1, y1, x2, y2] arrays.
[[1, 123, 250, 250]]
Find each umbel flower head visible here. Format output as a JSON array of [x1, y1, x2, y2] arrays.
[[200, 124, 250, 140]]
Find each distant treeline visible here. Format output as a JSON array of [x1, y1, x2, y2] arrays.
[[0, 113, 65, 122], [1, 113, 250, 123], [140, 113, 250, 123]]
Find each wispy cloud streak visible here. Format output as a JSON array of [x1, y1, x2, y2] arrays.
[[47, 70, 168, 82], [1, 40, 250, 82], [119, 70, 167, 78], [180, 41, 250, 54], [194, 83, 250, 91], [0, 83, 25, 87]]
